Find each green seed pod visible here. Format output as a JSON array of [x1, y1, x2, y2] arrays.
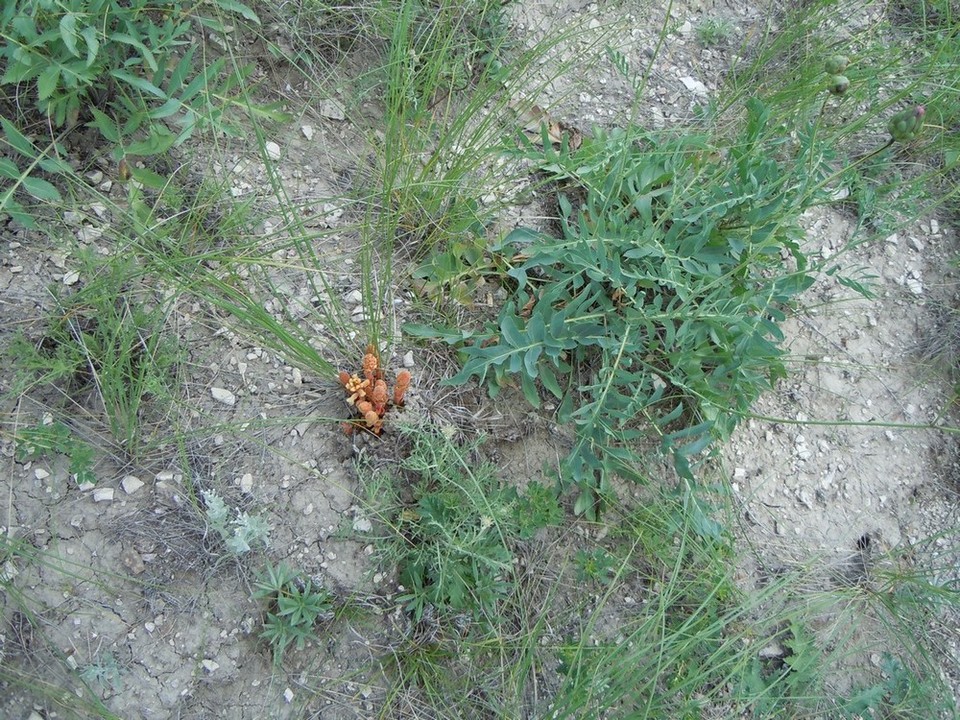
[[887, 104, 926, 142], [828, 75, 850, 95], [824, 54, 849, 75]]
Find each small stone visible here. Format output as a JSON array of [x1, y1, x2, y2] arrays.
[[284, 688, 294, 703], [239, 473, 253, 494], [93, 487, 115, 502], [62, 270, 80, 285], [930, 218, 939, 234], [211, 387, 236, 406], [202, 659, 220, 673], [265, 141, 282, 161], [76, 226, 104, 242], [318, 99, 346, 121], [344, 289, 363, 305], [759, 644, 786, 660], [907, 236, 923, 252], [34, 468, 50, 480], [402, 351, 415, 368], [679, 76, 708, 96], [352, 516, 372, 533], [155, 481, 184, 507], [121, 548, 145, 575], [291, 368, 302, 385], [121, 475, 144, 494], [301, 125, 314, 140], [733, 467, 747, 480]]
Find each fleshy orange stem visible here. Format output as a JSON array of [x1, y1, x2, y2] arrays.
[[394, 370, 411, 406]]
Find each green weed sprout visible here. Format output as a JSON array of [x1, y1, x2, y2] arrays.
[[253, 563, 333, 665]]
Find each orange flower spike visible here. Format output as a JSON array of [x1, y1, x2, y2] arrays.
[[356, 400, 373, 416], [363, 409, 381, 431], [338, 370, 351, 387], [362, 349, 379, 383], [393, 370, 411, 406], [371, 380, 388, 415]]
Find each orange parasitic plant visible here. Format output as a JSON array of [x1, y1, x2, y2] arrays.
[[339, 344, 412, 435]]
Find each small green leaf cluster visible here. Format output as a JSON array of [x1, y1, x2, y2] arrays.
[[738, 618, 822, 715], [840, 652, 951, 717], [695, 17, 735, 47], [573, 548, 616, 586], [0, 0, 283, 227], [0, 117, 74, 227], [202, 490, 271, 555], [79, 651, 124, 693], [435, 98, 822, 515], [15, 419, 97, 486], [365, 425, 562, 622], [253, 562, 333, 665], [1, 0, 259, 128]]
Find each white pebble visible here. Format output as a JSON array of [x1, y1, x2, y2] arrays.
[[284, 688, 294, 703], [34, 468, 50, 480], [318, 99, 346, 120], [265, 141, 282, 160], [352, 517, 372, 533], [211, 387, 236, 406], [239, 473, 253, 494], [93, 488, 115, 503], [121, 475, 145, 494]]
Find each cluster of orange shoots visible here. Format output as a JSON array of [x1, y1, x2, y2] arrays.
[[339, 344, 411, 435]]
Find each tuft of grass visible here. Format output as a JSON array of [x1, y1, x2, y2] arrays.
[[7, 252, 179, 458]]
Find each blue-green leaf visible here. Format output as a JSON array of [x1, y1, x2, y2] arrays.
[[80, 26, 99, 67], [213, 0, 262, 24], [59, 14, 80, 57], [0, 158, 20, 179], [110, 69, 165, 98], [23, 176, 61, 201], [36, 65, 60, 101]]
